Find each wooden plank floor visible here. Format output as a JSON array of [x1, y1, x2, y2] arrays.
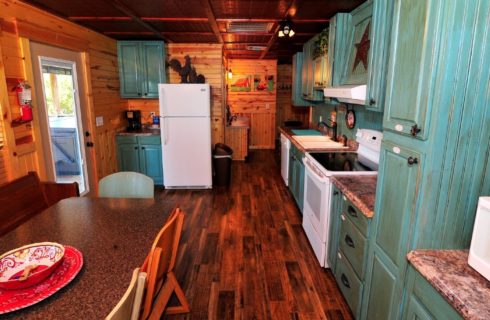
[[157, 150, 353, 320]]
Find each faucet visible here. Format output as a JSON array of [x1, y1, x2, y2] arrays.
[[318, 119, 337, 141]]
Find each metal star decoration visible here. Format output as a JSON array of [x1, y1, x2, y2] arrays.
[[353, 22, 371, 71]]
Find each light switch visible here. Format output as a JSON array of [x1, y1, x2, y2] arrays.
[[96, 116, 104, 127]]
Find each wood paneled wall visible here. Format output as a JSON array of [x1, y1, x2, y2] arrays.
[[276, 64, 311, 135], [127, 43, 225, 146], [227, 59, 277, 149], [0, 0, 126, 186]]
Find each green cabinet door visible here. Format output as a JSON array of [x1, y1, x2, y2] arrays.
[[287, 144, 305, 212], [301, 36, 323, 102], [291, 53, 310, 107], [117, 142, 140, 172], [364, 139, 424, 320], [403, 266, 462, 320], [383, 0, 443, 139], [342, 1, 373, 86], [117, 41, 166, 99], [118, 42, 141, 98], [139, 144, 163, 185], [140, 42, 166, 98], [327, 186, 342, 271], [296, 152, 305, 211]]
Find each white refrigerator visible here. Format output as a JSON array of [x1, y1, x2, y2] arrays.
[[159, 84, 212, 189]]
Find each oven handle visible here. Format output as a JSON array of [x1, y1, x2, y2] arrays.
[[303, 157, 329, 184]]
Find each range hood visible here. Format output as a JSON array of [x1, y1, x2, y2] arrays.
[[323, 84, 366, 105]]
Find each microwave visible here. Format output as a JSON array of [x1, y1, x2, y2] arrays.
[[468, 196, 490, 281]]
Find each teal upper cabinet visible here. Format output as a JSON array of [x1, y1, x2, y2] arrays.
[[117, 41, 166, 98], [329, 0, 393, 111], [382, 1, 441, 139], [301, 35, 324, 102], [291, 53, 310, 107]]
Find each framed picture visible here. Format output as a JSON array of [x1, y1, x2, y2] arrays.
[[230, 75, 252, 92], [345, 109, 356, 129]]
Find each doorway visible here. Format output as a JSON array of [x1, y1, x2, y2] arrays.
[[30, 42, 95, 195]]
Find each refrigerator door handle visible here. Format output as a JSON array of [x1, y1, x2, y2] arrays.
[[161, 116, 168, 145]]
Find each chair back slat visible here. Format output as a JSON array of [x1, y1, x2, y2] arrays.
[[105, 268, 147, 320], [141, 207, 185, 319]]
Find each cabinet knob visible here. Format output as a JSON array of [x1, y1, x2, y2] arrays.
[[134, 146, 138, 150], [344, 235, 355, 248], [333, 191, 339, 195], [341, 274, 351, 288], [347, 205, 358, 218], [369, 98, 376, 106], [407, 156, 419, 166], [144, 93, 148, 96], [86, 142, 94, 147], [137, 93, 142, 96], [141, 147, 146, 150], [410, 124, 421, 136]]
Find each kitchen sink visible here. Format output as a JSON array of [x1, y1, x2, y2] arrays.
[[291, 129, 322, 136], [297, 141, 348, 149], [293, 135, 332, 142]]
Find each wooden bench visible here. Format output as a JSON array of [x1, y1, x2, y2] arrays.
[[0, 172, 79, 236]]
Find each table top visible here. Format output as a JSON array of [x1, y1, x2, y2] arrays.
[[0, 197, 171, 319]]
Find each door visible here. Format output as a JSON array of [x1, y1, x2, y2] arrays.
[[117, 142, 140, 172], [117, 41, 141, 98], [159, 84, 210, 117], [162, 117, 212, 188], [139, 143, 163, 185], [140, 42, 166, 98], [30, 42, 95, 195]]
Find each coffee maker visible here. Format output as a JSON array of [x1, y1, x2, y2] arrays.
[[125, 110, 142, 131]]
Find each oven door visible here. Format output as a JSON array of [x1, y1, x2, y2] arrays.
[[302, 157, 333, 267]]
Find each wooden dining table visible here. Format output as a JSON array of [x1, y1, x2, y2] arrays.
[[0, 197, 172, 319]]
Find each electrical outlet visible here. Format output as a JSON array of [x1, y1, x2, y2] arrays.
[[96, 116, 104, 127], [265, 103, 270, 109]]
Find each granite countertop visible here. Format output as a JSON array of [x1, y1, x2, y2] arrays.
[[116, 128, 160, 136], [330, 175, 377, 218], [0, 197, 172, 319], [407, 250, 490, 320], [278, 127, 356, 153]]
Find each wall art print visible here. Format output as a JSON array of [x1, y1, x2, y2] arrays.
[[230, 75, 252, 92]]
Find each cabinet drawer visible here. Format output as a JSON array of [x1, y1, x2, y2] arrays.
[[339, 214, 367, 279], [335, 251, 363, 317], [342, 195, 369, 235], [138, 136, 161, 145], [116, 136, 138, 144]]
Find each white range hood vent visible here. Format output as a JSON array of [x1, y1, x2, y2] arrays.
[[323, 84, 367, 105]]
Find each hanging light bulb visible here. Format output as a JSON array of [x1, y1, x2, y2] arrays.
[[278, 19, 295, 38]]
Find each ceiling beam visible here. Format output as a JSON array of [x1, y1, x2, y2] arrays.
[[202, 0, 223, 43], [216, 18, 329, 23], [102, 0, 170, 42], [260, 0, 299, 59], [69, 16, 209, 22], [103, 31, 215, 36]]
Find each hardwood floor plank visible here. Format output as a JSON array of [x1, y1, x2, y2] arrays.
[[160, 150, 352, 320]]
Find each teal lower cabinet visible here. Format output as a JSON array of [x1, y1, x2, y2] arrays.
[[328, 190, 371, 318], [116, 135, 163, 185], [402, 265, 462, 320], [288, 144, 305, 211]]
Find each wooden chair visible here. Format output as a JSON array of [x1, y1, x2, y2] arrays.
[[0, 171, 79, 236], [105, 268, 147, 320], [98, 172, 154, 199], [141, 207, 189, 319]]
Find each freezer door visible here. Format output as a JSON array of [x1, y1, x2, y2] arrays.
[[161, 117, 212, 188], [159, 84, 210, 117]]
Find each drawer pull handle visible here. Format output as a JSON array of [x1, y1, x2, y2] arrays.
[[341, 214, 346, 221], [338, 252, 342, 259], [341, 274, 350, 288], [347, 205, 358, 218], [345, 235, 355, 248], [333, 191, 339, 195]]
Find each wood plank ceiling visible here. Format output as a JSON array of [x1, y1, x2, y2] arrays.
[[22, 0, 365, 63]]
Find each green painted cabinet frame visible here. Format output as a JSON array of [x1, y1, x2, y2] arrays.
[[362, 0, 490, 319], [116, 136, 163, 185], [403, 265, 462, 320], [288, 144, 305, 211], [291, 53, 310, 107], [301, 36, 324, 102], [117, 41, 166, 98]]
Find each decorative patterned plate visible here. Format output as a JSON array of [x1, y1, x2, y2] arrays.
[[0, 246, 83, 315]]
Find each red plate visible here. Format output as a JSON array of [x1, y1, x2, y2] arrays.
[[0, 246, 83, 315]]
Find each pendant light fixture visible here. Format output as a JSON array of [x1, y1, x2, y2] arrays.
[[278, 19, 295, 38]]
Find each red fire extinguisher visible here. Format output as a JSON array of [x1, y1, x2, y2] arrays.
[[15, 81, 33, 121]]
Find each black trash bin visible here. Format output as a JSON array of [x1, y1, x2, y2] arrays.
[[213, 143, 233, 186]]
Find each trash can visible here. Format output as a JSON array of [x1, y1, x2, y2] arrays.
[[213, 143, 233, 186]]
